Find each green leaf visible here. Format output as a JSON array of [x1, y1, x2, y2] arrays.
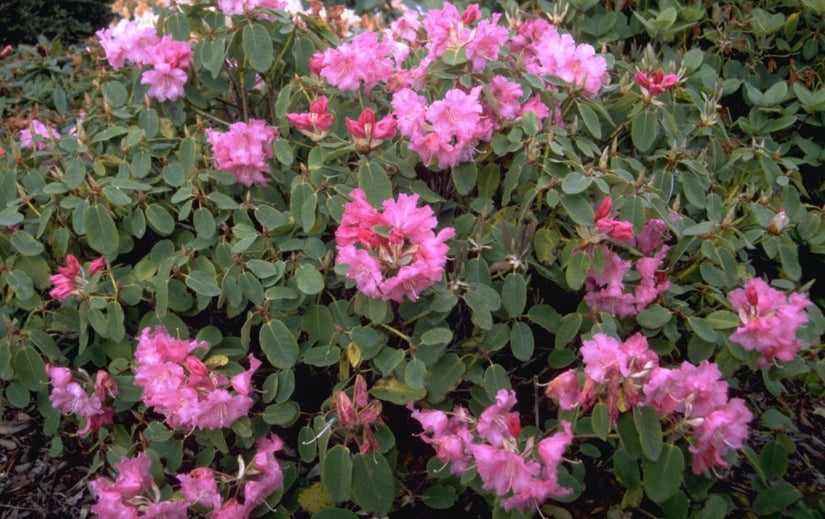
[[185, 271, 221, 297], [451, 162, 478, 196], [751, 483, 801, 515], [633, 405, 663, 461], [102, 81, 128, 108], [502, 273, 527, 318], [303, 347, 341, 367], [577, 102, 602, 139], [483, 363, 511, 397], [509, 322, 534, 361], [642, 443, 684, 503], [351, 452, 394, 516], [759, 441, 789, 480], [295, 263, 324, 295], [405, 358, 427, 390], [704, 310, 739, 330], [693, 494, 729, 519], [561, 171, 593, 195], [322, 445, 353, 502], [371, 376, 426, 404], [83, 204, 119, 256], [631, 110, 658, 153], [358, 162, 393, 207], [636, 305, 672, 329], [298, 426, 318, 463], [425, 353, 464, 403], [242, 23, 274, 73], [260, 320, 300, 369], [145, 203, 175, 236], [560, 194, 595, 226], [592, 402, 611, 441], [13, 346, 47, 391], [565, 251, 592, 291], [166, 11, 191, 41], [10, 230, 44, 256], [422, 484, 459, 509], [311, 509, 359, 519], [688, 316, 718, 342], [262, 401, 300, 426]]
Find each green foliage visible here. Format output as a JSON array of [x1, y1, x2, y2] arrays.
[[1, 0, 825, 516]]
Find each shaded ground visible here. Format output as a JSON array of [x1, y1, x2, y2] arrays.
[[0, 405, 95, 519]]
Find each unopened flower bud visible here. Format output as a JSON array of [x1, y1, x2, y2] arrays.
[[768, 208, 788, 235]]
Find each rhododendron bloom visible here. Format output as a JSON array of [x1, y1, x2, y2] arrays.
[[46, 364, 116, 434], [287, 96, 334, 140], [635, 69, 679, 97], [142, 62, 188, 102], [345, 107, 396, 153], [727, 278, 811, 367], [134, 326, 260, 429], [688, 398, 752, 474], [49, 254, 106, 301], [477, 389, 521, 448], [206, 119, 278, 186], [335, 189, 454, 302], [20, 119, 60, 150]]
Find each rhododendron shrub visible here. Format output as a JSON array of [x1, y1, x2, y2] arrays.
[[3, 0, 825, 517]]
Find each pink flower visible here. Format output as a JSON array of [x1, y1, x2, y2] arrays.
[[345, 107, 396, 153], [470, 443, 541, 497], [20, 119, 60, 150], [141, 62, 188, 102], [465, 14, 508, 72], [317, 32, 394, 93], [727, 278, 812, 367], [148, 35, 193, 69], [178, 468, 222, 511], [134, 327, 259, 429], [96, 20, 159, 69], [688, 398, 751, 474], [206, 119, 278, 186], [286, 96, 334, 140], [110, 453, 154, 499], [143, 501, 189, 519], [49, 254, 106, 301], [45, 364, 116, 435], [477, 389, 520, 448], [486, 75, 524, 122], [335, 189, 454, 303], [544, 370, 580, 410], [635, 69, 679, 97], [427, 87, 483, 145]]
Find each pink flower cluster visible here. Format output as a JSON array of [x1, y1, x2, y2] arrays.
[[331, 374, 384, 453], [409, 390, 574, 513], [91, 434, 283, 519], [206, 119, 278, 187], [133, 327, 260, 430], [310, 3, 607, 168], [286, 96, 334, 141], [45, 364, 118, 435], [546, 333, 752, 474], [97, 20, 192, 102], [335, 188, 455, 303], [20, 119, 60, 150], [635, 69, 679, 97], [727, 278, 812, 368], [583, 199, 671, 318], [49, 254, 106, 301], [645, 361, 752, 474]]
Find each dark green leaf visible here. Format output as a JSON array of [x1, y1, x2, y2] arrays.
[[642, 443, 684, 503], [351, 452, 394, 516]]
